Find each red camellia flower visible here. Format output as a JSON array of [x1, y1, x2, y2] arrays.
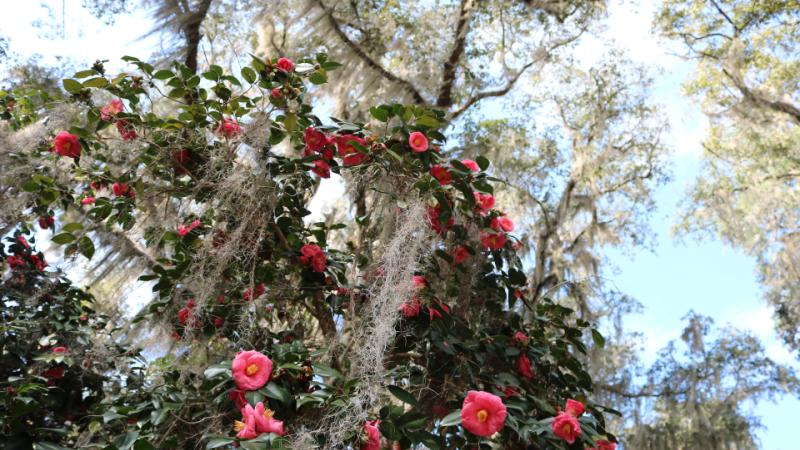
[[111, 182, 135, 198], [38, 215, 55, 229], [400, 297, 421, 318], [452, 245, 469, 264], [51, 131, 81, 158], [52, 346, 67, 354], [311, 159, 331, 179], [336, 134, 368, 166], [177, 306, 192, 325], [461, 390, 507, 437], [516, 354, 534, 380], [513, 331, 529, 345], [480, 232, 507, 250], [425, 205, 454, 235], [428, 302, 450, 321], [42, 366, 65, 383], [81, 197, 96, 205], [461, 159, 479, 172], [590, 439, 617, 450], [276, 57, 295, 72], [361, 420, 380, 450], [30, 254, 47, 271], [243, 283, 266, 301], [116, 119, 137, 141], [430, 164, 452, 185], [227, 389, 247, 409], [473, 192, 495, 215], [304, 127, 328, 152], [503, 385, 519, 399], [551, 411, 581, 444], [100, 99, 124, 121], [216, 117, 242, 138], [412, 275, 427, 289], [7, 255, 25, 269], [490, 214, 514, 232], [231, 350, 273, 391], [565, 399, 585, 417], [16, 236, 30, 249], [298, 244, 327, 272], [408, 131, 429, 152], [270, 88, 283, 98]]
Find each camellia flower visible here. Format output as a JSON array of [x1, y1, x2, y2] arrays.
[[502, 385, 519, 399], [480, 232, 507, 250], [7, 255, 25, 269], [513, 331, 529, 345], [565, 399, 585, 417], [452, 245, 469, 265], [336, 134, 368, 166], [430, 164, 452, 185], [490, 214, 514, 232], [276, 57, 295, 72], [52, 346, 67, 354], [111, 182, 134, 198], [178, 219, 201, 237], [51, 131, 81, 158], [100, 99, 124, 121], [311, 159, 331, 179], [425, 205, 454, 235], [30, 254, 47, 271], [213, 316, 224, 327], [241, 402, 286, 436], [81, 197, 96, 205], [116, 120, 137, 141], [243, 283, 265, 301], [408, 131, 429, 152], [412, 275, 427, 289], [428, 302, 450, 321], [516, 354, 534, 380], [298, 244, 327, 272], [231, 350, 273, 391], [38, 215, 55, 229], [461, 390, 507, 437], [304, 127, 328, 152], [233, 407, 259, 439], [227, 389, 247, 409], [551, 411, 581, 444], [473, 192, 495, 215], [42, 366, 65, 384], [461, 159, 480, 172], [270, 88, 283, 98], [400, 297, 421, 318], [216, 117, 242, 138], [590, 439, 617, 450], [16, 236, 30, 249], [361, 420, 380, 450]]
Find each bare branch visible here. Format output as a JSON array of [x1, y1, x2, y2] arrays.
[[722, 68, 800, 124], [436, 0, 476, 107]]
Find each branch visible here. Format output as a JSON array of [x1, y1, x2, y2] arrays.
[[315, 0, 426, 105], [436, 0, 476, 107], [722, 67, 800, 124], [183, 0, 213, 74], [449, 60, 536, 120]]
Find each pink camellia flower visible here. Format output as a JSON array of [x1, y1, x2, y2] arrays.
[[490, 215, 514, 232], [16, 236, 30, 249], [30, 254, 47, 271], [51, 131, 81, 158], [461, 159, 479, 172], [452, 245, 469, 265], [461, 390, 507, 437], [336, 134, 368, 166], [312, 159, 331, 179], [233, 407, 259, 439], [270, 88, 283, 98], [100, 99, 124, 121], [231, 350, 273, 391], [473, 192, 495, 214], [565, 399, 585, 417], [81, 197, 96, 205], [276, 57, 295, 72], [408, 131, 429, 153], [116, 120, 137, 141], [428, 302, 450, 321], [7, 255, 26, 270], [216, 117, 242, 138], [52, 346, 67, 354], [243, 283, 265, 301], [400, 298, 421, 318], [425, 205, 454, 235], [361, 420, 380, 450], [590, 439, 617, 450], [298, 244, 327, 273], [513, 331, 528, 345], [111, 182, 134, 198], [227, 389, 247, 409], [213, 316, 224, 327], [551, 411, 581, 444], [412, 275, 427, 289], [516, 354, 534, 380], [502, 385, 519, 399], [304, 127, 328, 152], [430, 164, 452, 185], [480, 232, 507, 250], [251, 402, 286, 436], [177, 306, 192, 325], [38, 215, 55, 230], [178, 219, 201, 237]]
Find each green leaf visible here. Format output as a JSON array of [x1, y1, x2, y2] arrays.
[[51, 232, 76, 245], [203, 363, 231, 379], [83, 77, 109, 88], [591, 329, 606, 348], [115, 431, 140, 450], [73, 69, 98, 79], [62, 222, 84, 233], [416, 116, 440, 128], [387, 385, 419, 407], [33, 443, 70, 450], [153, 70, 175, 80], [78, 236, 95, 259], [261, 382, 292, 405], [320, 61, 342, 71], [241, 67, 257, 84], [476, 155, 490, 171], [309, 70, 327, 85], [295, 63, 315, 74], [440, 410, 462, 427], [62, 79, 83, 94], [370, 106, 389, 122], [205, 438, 235, 449]]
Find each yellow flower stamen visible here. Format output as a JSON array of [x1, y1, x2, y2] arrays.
[[477, 409, 489, 423], [263, 408, 274, 419], [245, 363, 259, 376], [233, 420, 245, 432]]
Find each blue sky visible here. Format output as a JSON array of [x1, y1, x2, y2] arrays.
[[2, 1, 797, 448]]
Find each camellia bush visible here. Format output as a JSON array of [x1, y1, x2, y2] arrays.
[[0, 51, 619, 449]]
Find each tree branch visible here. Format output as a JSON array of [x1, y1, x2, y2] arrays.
[[722, 67, 800, 124], [183, 0, 213, 74], [436, 0, 475, 107], [449, 60, 536, 120], [315, 0, 426, 105]]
